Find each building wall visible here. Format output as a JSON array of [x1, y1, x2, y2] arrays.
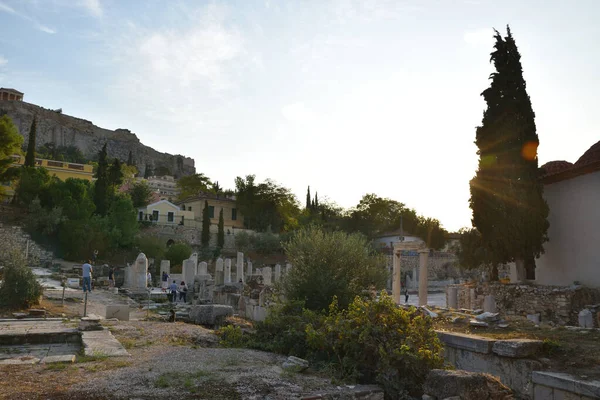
[[139, 201, 196, 227], [179, 197, 244, 229], [535, 171, 600, 287]]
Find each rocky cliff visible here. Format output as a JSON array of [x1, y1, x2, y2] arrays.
[[0, 100, 195, 176]]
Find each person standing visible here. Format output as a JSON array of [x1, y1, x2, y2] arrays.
[[169, 280, 178, 303], [161, 272, 169, 292], [108, 266, 115, 288], [179, 281, 188, 303], [82, 260, 93, 293], [404, 287, 409, 304]]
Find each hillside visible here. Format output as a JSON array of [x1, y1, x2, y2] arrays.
[[0, 100, 195, 177]]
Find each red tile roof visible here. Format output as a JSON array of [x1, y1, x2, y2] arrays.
[[541, 140, 600, 184]]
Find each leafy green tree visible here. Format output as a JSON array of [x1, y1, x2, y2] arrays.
[[15, 167, 50, 206], [164, 242, 192, 268], [45, 178, 95, 221], [93, 143, 110, 216], [58, 216, 110, 260], [26, 197, 64, 236], [415, 216, 448, 250], [348, 194, 419, 238], [455, 227, 501, 280], [212, 181, 222, 196], [128, 181, 154, 207], [108, 158, 124, 187], [154, 165, 171, 176], [282, 225, 388, 311], [217, 208, 225, 249], [177, 173, 213, 200], [0, 238, 43, 309], [24, 117, 37, 167], [135, 235, 166, 262], [201, 200, 210, 247], [0, 115, 23, 196], [235, 175, 301, 232], [469, 26, 549, 279], [306, 186, 311, 210], [106, 195, 138, 248]]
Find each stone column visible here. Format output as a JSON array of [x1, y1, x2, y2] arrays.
[[274, 264, 281, 282], [215, 258, 224, 285], [262, 267, 272, 285], [160, 260, 170, 276], [131, 253, 148, 290], [512, 260, 527, 283], [484, 295, 497, 313], [224, 259, 232, 284], [392, 246, 401, 305], [236, 252, 244, 283], [247, 261, 253, 278], [412, 266, 418, 289], [198, 261, 208, 275], [418, 249, 429, 306], [469, 288, 476, 310], [285, 263, 292, 274], [447, 286, 458, 309], [182, 258, 196, 286]]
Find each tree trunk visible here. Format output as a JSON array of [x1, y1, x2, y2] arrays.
[[525, 255, 536, 280]]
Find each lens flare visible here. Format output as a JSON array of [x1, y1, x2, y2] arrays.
[[522, 141, 538, 161]]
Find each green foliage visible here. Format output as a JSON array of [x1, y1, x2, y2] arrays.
[[201, 200, 210, 247], [44, 178, 95, 220], [0, 242, 43, 309], [93, 143, 110, 216], [177, 173, 213, 200], [128, 181, 154, 207], [108, 158, 124, 187], [233, 230, 282, 255], [217, 208, 224, 249], [469, 26, 549, 273], [15, 167, 50, 206], [106, 195, 138, 248], [24, 118, 36, 168], [164, 242, 192, 268], [217, 325, 245, 348], [0, 115, 23, 196], [235, 175, 300, 233], [135, 235, 166, 261], [154, 165, 171, 176], [282, 225, 388, 311], [37, 143, 87, 163], [58, 216, 110, 260], [26, 197, 64, 236], [305, 293, 444, 398]]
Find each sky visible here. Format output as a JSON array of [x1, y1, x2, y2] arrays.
[[1, 0, 599, 232]]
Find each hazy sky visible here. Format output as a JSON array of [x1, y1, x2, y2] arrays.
[[1, 0, 599, 232]]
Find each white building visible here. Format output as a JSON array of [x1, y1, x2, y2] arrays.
[[137, 175, 179, 201], [535, 140, 600, 287]]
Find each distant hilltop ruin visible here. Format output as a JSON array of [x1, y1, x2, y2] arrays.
[[0, 92, 195, 177]]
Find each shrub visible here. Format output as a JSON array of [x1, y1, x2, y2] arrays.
[[0, 244, 43, 309], [217, 325, 245, 348], [282, 225, 388, 311], [164, 242, 192, 269], [306, 292, 444, 398]]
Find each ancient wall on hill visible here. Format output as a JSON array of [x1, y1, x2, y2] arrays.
[[0, 100, 195, 177]]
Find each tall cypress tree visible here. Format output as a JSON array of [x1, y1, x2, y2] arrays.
[[201, 200, 210, 247], [24, 117, 37, 167], [217, 208, 225, 249], [94, 143, 109, 216], [306, 186, 311, 210], [108, 158, 123, 187], [314, 192, 319, 210], [127, 150, 133, 166], [469, 26, 549, 280]]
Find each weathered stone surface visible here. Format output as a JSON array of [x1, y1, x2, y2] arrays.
[[79, 315, 103, 331], [81, 330, 130, 357], [282, 356, 309, 372], [532, 372, 600, 398], [437, 331, 495, 354], [469, 320, 489, 328], [189, 305, 233, 326], [0, 99, 195, 176], [301, 385, 384, 400], [422, 369, 514, 400], [578, 309, 594, 328], [527, 313, 541, 324], [104, 305, 130, 321], [41, 354, 76, 364], [476, 312, 499, 322], [492, 339, 542, 358]]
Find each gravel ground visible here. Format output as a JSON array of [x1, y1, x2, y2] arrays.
[[0, 318, 340, 400]]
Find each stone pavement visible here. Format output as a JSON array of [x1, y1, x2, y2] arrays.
[[82, 330, 130, 357]]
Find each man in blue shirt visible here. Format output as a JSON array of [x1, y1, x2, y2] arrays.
[[82, 260, 93, 293], [169, 280, 178, 303]]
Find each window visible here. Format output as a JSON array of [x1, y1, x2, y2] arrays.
[[167, 212, 174, 222], [232, 208, 237, 221], [152, 210, 159, 221], [208, 206, 215, 219], [188, 207, 191, 211]]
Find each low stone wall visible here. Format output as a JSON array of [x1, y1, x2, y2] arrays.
[[437, 331, 541, 399], [532, 371, 600, 400], [448, 283, 600, 325]]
